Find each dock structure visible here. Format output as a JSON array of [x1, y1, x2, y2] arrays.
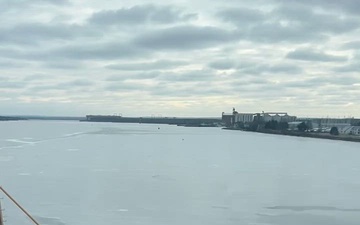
[[0, 186, 40, 225]]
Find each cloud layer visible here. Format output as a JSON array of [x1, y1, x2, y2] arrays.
[[0, 0, 359, 117]]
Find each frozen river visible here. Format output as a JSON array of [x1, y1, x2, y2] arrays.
[[1, 120, 360, 225]]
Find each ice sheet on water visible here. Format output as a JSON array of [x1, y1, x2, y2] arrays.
[[0, 156, 14, 162], [257, 213, 359, 225], [266, 205, 360, 212], [34, 216, 66, 225], [23, 137, 34, 140], [92, 168, 120, 173], [2, 121, 360, 225], [17, 172, 31, 176], [62, 132, 87, 138], [66, 148, 80, 152], [151, 174, 176, 181], [114, 208, 129, 212], [211, 205, 229, 210], [0, 138, 42, 150], [0, 139, 25, 150], [6, 138, 37, 144]]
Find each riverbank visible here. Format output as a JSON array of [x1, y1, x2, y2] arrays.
[[0, 116, 27, 121], [83, 115, 221, 126], [223, 128, 360, 143]]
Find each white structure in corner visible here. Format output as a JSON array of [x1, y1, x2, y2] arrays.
[[338, 126, 360, 136], [234, 113, 255, 123]]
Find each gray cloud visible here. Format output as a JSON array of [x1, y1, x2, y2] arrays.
[[0, 23, 95, 45], [63, 80, 94, 87], [282, 76, 360, 89], [26, 85, 67, 93], [209, 60, 304, 74], [217, 7, 266, 26], [0, 60, 29, 68], [150, 82, 230, 97], [0, 81, 27, 89], [0, 0, 69, 11], [0, 0, 359, 117], [107, 69, 218, 83], [24, 42, 148, 61], [28, 0, 69, 5], [88, 4, 196, 26], [44, 61, 84, 69], [342, 41, 360, 50], [1, 42, 145, 61], [275, 0, 360, 16], [334, 63, 360, 73], [234, 77, 273, 86], [286, 49, 348, 62], [106, 60, 187, 71], [247, 23, 326, 43], [217, 8, 323, 43], [223, 79, 292, 97], [105, 82, 151, 92], [29, 79, 94, 92], [157, 70, 217, 82], [208, 59, 236, 70], [106, 72, 160, 81], [266, 64, 304, 74], [133, 25, 237, 50], [235, 63, 303, 75], [23, 74, 52, 81], [274, 5, 360, 34], [217, 4, 359, 44]]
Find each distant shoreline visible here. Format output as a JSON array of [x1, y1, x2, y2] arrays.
[[223, 128, 360, 143], [0, 116, 85, 121], [0, 116, 27, 121], [83, 115, 221, 126]]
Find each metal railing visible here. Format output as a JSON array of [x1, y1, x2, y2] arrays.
[[0, 186, 40, 225], [0, 200, 4, 225]]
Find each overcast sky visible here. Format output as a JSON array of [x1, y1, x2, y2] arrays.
[[0, 0, 359, 117]]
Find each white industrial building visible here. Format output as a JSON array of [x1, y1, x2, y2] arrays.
[[234, 113, 255, 123], [233, 112, 297, 123], [309, 118, 353, 129], [262, 112, 297, 122]]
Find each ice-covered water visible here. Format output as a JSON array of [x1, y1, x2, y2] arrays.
[[1, 120, 360, 225]]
